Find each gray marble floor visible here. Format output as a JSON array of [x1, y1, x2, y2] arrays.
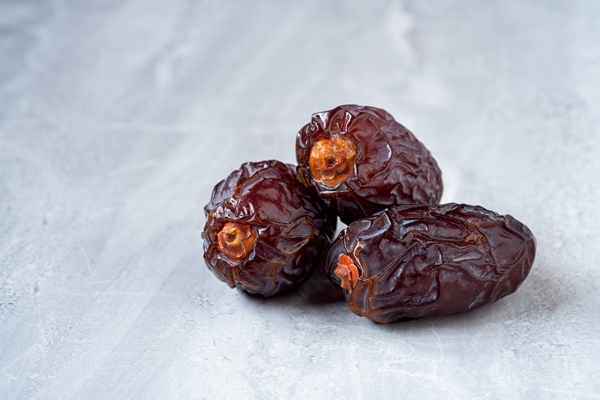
[[1, 1, 600, 399]]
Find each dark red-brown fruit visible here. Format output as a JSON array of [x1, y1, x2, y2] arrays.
[[296, 104, 443, 224], [203, 160, 336, 297], [325, 203, 536, 323]]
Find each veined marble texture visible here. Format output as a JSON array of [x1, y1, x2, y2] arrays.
[[1, 0, 599, 399]]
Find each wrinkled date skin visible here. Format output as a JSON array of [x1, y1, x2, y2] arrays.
[[296, 104, 443, 224], [325, 203, 536, 323], [203, 160, 336, 297]]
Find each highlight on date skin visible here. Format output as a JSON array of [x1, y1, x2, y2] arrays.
[[334, 253, 360, 292], [309, 135, 357, 187], [217, 222, 257, 261]]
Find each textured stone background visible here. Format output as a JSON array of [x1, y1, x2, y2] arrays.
[[1, 1, 599, 399]]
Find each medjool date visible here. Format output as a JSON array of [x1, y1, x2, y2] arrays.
[[296, 104, 443, 224], [203, 160, 336, 297], [325, 203, 536, 323]]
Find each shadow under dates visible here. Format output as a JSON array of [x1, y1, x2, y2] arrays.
[[244, 266, 345, 302]]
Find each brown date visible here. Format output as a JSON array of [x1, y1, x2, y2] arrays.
[[325, 203, 536, 323], [296, 104, 443, 224], [203, 160, 336, 297]]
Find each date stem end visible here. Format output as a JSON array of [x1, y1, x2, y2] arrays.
[[309, 136, 356, 187], [217, 222, 256, 261], [334, 253, 360, 292]]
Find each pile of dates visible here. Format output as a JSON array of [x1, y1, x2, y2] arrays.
[[202, 105, 536, 323]]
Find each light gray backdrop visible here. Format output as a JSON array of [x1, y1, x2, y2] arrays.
[[1, 1, 599, 399]]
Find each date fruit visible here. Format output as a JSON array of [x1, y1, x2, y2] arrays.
[[296, 104, 443, 224], [203, 160, 336, 297], [325, 203, 536, 323]]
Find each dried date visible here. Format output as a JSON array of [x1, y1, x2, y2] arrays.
[[203, 160, 336, 297], [325, 203, 536, 323], [296, 104, 443, 224]]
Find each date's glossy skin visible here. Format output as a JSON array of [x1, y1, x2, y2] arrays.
[[203, 160, 336, 297], [325, 203, 536, 323], [296, 105, 443, 224]]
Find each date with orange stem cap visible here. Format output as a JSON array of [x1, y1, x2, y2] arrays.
[[203, 160, 336, 297], [296, 104, 443, 224], [325, 203, 536, 323]]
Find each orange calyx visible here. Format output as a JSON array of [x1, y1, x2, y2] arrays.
[[217, 222, 256, 261], [334, 253, 360, 293], [309, 136, 356, 187]]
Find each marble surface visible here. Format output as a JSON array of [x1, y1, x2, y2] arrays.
[[1, 1, 600, 399]]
